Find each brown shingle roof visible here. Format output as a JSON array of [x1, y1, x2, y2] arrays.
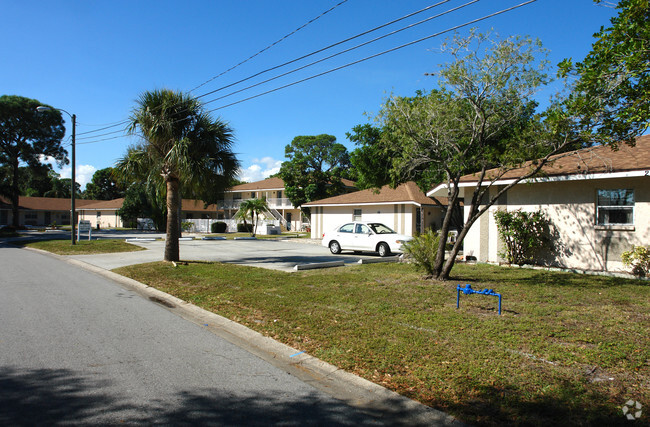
[[230, 177, 286, 191], [303, 182, 439, 207], [78, 198, 125, 210], [0, 196, 98, 211], [459, 134, 650, 183], [181, 199, 219, 212], [0, 196, 220, 213], [230, 177, 357, 192]]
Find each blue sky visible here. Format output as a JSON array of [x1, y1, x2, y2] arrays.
[[2, 0, 618, 188]]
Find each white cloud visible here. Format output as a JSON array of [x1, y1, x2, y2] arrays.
[[58, 164, 97, 190], [238, 157, 283, 182], [37, 155, 97, 190]]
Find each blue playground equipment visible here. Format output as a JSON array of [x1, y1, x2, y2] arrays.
[[456, 284, 502, 315]]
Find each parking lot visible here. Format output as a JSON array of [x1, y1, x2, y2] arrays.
[[67, 237, 390, 272]]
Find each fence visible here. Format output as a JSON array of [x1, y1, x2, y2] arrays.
[[182, 218, 281, 233]]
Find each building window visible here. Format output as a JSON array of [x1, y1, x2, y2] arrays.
[[96, 211, 101, 218], [251, 191, 256, 198], [353, 209, 362, 221], [597, 189, 634, 225]]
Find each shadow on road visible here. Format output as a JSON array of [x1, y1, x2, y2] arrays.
[[0, 366, 443, 425]]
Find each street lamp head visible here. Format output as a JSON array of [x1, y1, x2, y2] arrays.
[[36, 106, 52, 112]]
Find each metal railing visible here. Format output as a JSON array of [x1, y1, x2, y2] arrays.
[[218, 197, 294, 210]]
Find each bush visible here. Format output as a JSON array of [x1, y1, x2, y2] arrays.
[[181, 221, 194, 233], [211, 221, 227, 233], [237, 223, 253, 233], [402, 229, 440, 277], [621, 245, 650, 278], [493, 209, 551, 266]]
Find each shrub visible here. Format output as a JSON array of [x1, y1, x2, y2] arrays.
[[181, 221, 194, 233], [211, 221, 227, 233], [621, 245, 650, 278], [402, 229, 440, 277], [493, 209, 551, 266], [237, 223, 253, 233]]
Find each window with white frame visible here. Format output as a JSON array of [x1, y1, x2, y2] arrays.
[[353, 209, 362, 221], [596, 189, 634, 225]]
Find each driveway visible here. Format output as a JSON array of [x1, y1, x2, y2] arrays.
[[68, 238, 390, 272]]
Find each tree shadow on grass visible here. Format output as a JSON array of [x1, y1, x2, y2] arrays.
[[448, 267, 638, 290], [0, 366, 458, 426], [438, 381, 634, 427]]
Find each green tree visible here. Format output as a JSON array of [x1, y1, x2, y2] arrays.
[[84, 167, 124, 200], [0, 164, 56, 197], [234, 198, 269, 237], [117, 182, 166, 230], [376, 31, 581, 280], [116, 89, 239, 261], [347, 124, 393, 190], [347, 123, 444, 192], [44, 175, 81, 199], [279, 134, 352, 210], [0, 95, 67, 226], [559, 0, 650, 145]]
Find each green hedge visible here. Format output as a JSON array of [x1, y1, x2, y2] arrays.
[[211, 221, 227, 233]]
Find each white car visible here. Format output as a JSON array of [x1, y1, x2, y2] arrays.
[[322, 221, 413, 257]]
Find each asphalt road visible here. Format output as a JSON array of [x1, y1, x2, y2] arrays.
[[0, 243, 390, 425], [68, 237, 385, 271]]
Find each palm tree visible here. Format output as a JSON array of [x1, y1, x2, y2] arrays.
[[116, 89, 239, 261], [235, 198, 269, 237]]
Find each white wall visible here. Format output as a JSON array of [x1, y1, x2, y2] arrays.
[[462, 176, 650, 272], [309, 204, 418, 239]]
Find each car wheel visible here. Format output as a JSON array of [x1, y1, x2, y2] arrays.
[[377, 242, 391, 257], [329, 240, 342, 254]]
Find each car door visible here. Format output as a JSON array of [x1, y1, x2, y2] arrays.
[[352, 223, 372, 250], [335, 223, 355, 250]]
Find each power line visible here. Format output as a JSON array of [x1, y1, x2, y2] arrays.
[[207, 0, 538, 113], [73, 1, 455, 139], [75, 128, 126, 141], [202, 0, 480, 107], [75, 134, 131, 146], [189, 0, 350, 93], [75, 119, 130, 136], [196, 0, 452, 100]]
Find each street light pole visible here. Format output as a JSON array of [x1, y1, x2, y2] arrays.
[[70, 113, 76, 245], [36, 106, 76, 245]]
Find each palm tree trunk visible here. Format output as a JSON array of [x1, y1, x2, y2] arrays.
[[165, 178, 180, 261]]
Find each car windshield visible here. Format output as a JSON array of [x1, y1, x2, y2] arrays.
[[368, 223, 395, 234]]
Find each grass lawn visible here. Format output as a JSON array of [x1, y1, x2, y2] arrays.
[[24, 239, 145, 255], [113, 261, 649, 426]]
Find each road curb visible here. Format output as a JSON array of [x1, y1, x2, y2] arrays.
[[27, 247, 463, 426], [294, 260, 345, 270]]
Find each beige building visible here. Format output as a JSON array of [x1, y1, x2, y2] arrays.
[[0, 196, 96, 227], [428, 136, 650, 273], [1, 196, 221, 230], [220, 177, 355, 232], [77, 198, 125, 229], [304, 182, 447, 239]]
